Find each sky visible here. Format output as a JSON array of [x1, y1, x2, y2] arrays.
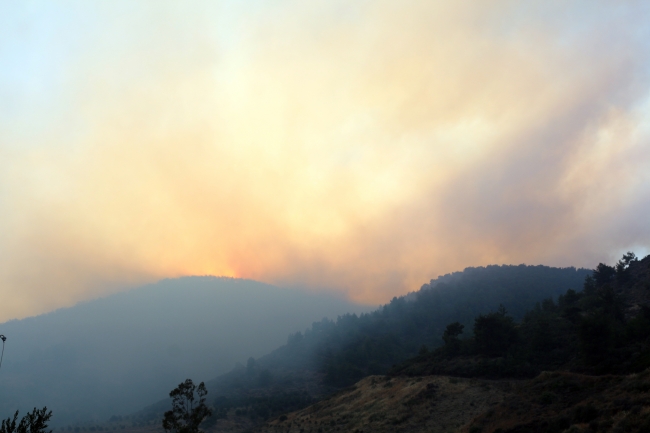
[[1, 0, 650, 322]]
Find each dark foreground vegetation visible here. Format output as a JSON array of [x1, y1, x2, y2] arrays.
[[1, 408, 52, 433]]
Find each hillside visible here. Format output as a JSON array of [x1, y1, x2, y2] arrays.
[[262, 264, 591, 387], [256, 375, 514, 433], [125, 264, 590, 431], [249, 254, 650, 433], [464, 369, 650, 433], [391, 253, 650, 379], [252, 369, 650, 433], [0, 277, 369, 426], [33, 265, 604, 431]]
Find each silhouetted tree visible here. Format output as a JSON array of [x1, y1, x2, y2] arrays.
[[582, 275, 596, 295], [1, 408, 52, 433], [579, 313, 614, 363], [593, 263, 615, 286], [442, 322, 464, 354], [162, 380, 211, 433], [598, 285, 624, 321], [616, 252, 637, 283], [474, 305, 518, 357], [616, 251, 637, 272]]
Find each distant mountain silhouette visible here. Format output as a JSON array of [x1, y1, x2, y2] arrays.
[[0, 277, 371, 425]]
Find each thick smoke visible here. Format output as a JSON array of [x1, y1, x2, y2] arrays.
[[0, 0, 649, 319]]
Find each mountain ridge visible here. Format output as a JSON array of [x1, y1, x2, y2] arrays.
[[0, 276, 370, 426], [246, 254, 650, 433], [126, 263, 592, 432]]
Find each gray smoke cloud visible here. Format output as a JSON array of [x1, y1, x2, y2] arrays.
[[0, 0, 649, 319]]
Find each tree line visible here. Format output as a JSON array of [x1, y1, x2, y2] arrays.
[[391, 252, 650, 378]]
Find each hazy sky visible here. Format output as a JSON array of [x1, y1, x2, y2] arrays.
[[1, 1, 650, 321]]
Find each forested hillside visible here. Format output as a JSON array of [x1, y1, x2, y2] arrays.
[[391, 252, 650, 379], [126, 264, 590, 431], [247, 253, 650, 433], [263, 264, 591, 386]]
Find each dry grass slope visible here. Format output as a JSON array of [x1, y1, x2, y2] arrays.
[[256, 375, 514, 433]]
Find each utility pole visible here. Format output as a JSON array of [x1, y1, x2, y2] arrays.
[[0, 334, 6, 370]]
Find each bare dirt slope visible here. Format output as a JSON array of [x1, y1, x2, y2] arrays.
[[255, 375, 514, 433]]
